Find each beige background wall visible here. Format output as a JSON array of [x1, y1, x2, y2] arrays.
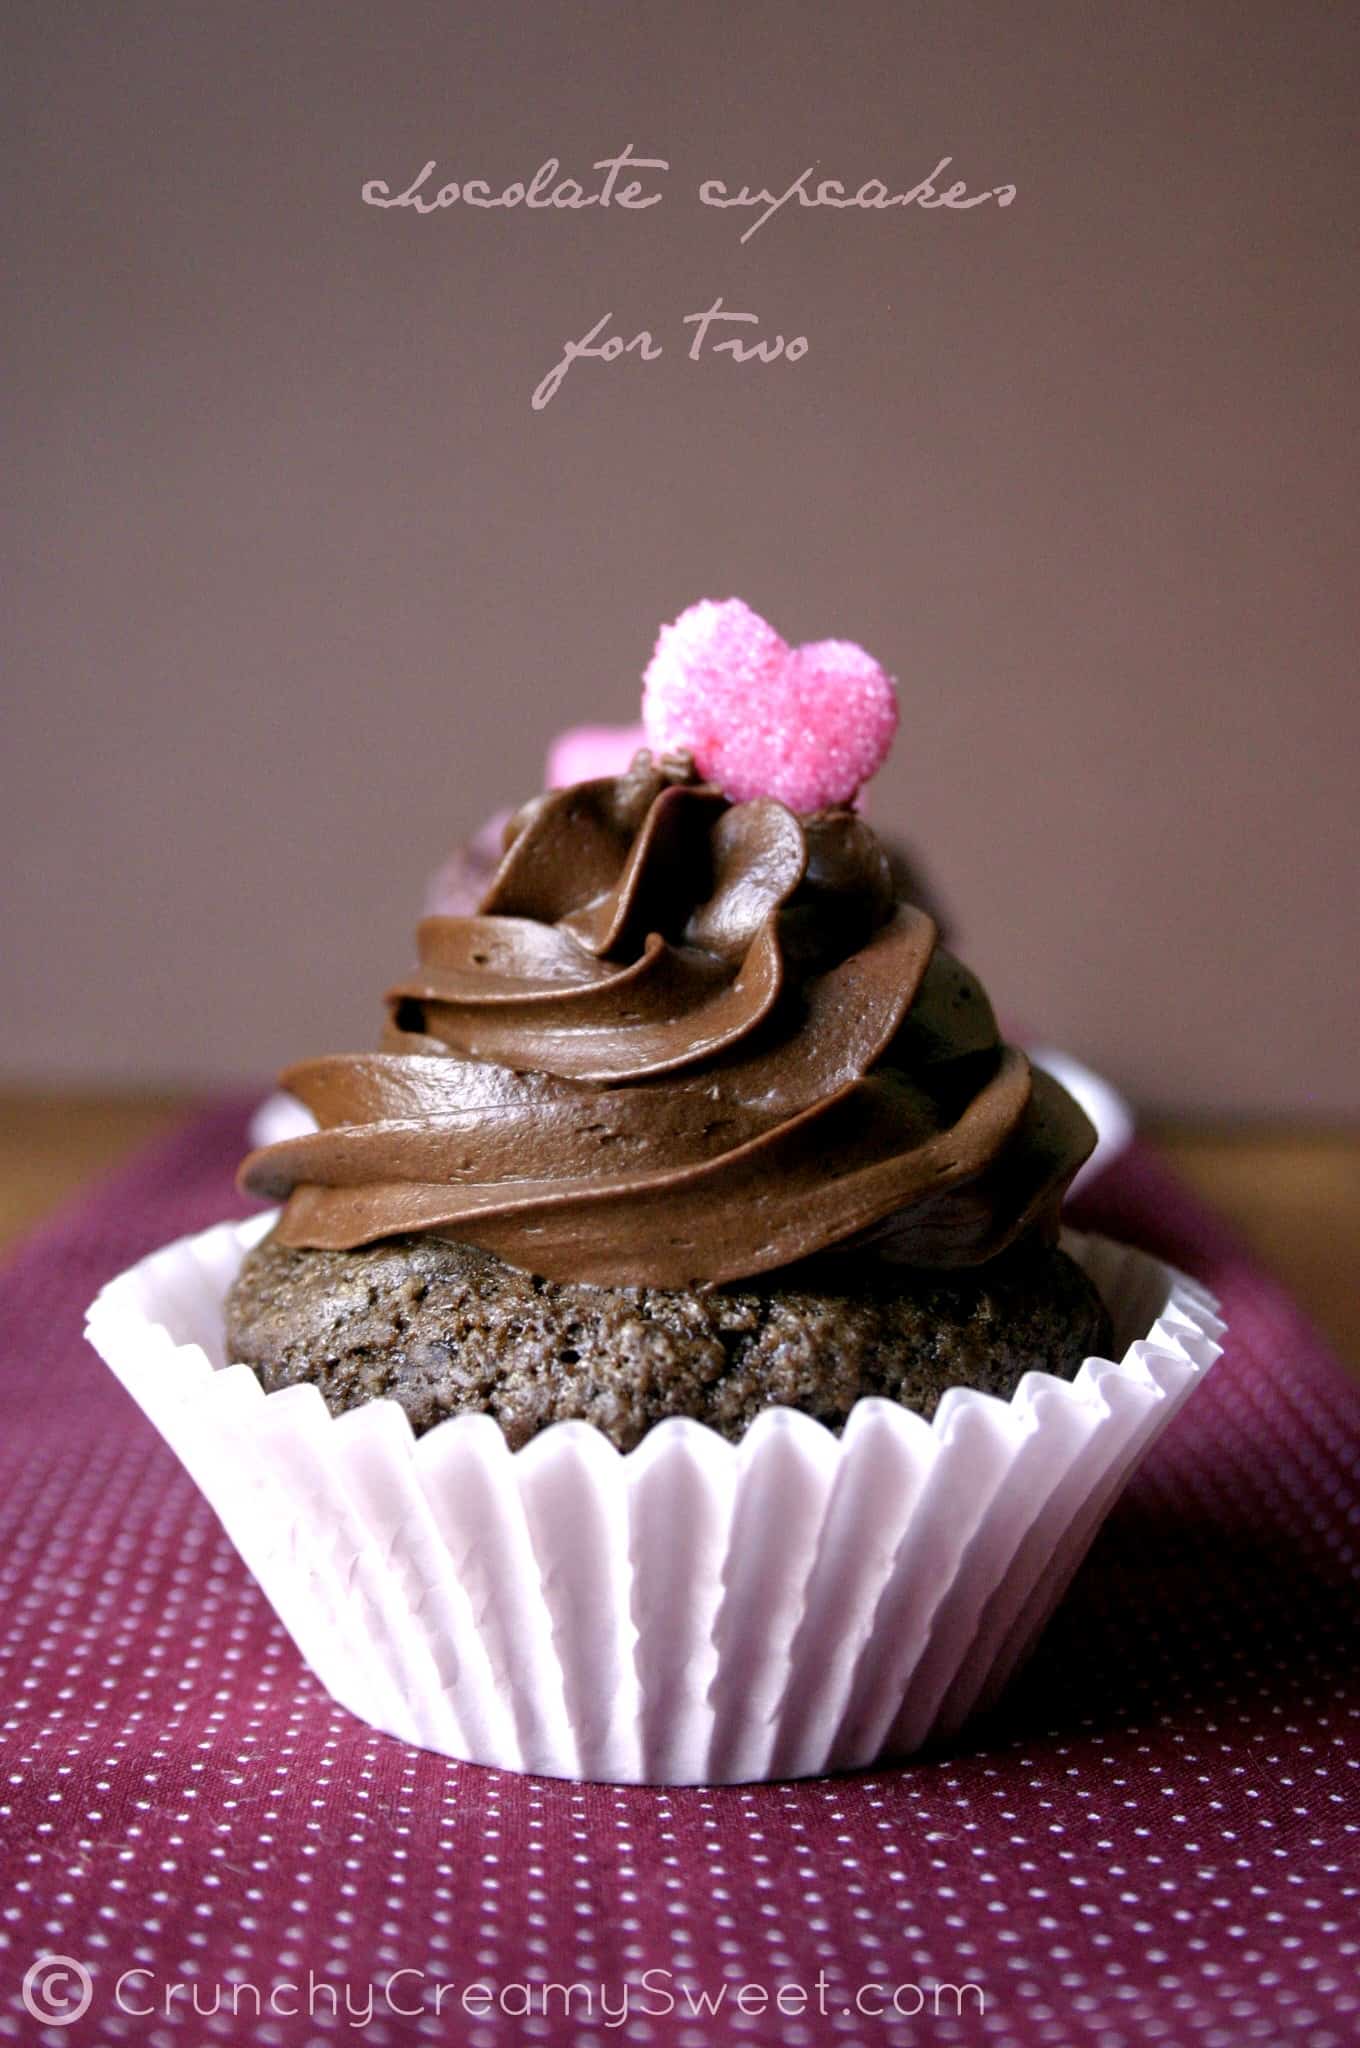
[[4, 0, 1356, 1114]]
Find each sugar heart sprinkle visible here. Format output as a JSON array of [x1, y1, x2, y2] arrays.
[[545, 722, 649, 789], [641, 598, 898, 811]]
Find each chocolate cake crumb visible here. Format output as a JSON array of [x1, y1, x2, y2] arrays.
[[225, 1234, 1113, 1452]]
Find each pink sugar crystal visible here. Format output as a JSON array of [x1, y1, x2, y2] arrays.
[[642, 598, 897, 810]]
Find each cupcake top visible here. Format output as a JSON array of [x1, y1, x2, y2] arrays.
[[241, 745, 1095, 1289]]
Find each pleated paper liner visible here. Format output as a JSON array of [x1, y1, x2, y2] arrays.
[[86, 1217, 1222, 1784]]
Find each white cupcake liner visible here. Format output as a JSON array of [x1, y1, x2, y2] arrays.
[[248, 1090, 318, 1150], [85, 1219, 1221, 1784], [1025, 1047, 1134, 1194]]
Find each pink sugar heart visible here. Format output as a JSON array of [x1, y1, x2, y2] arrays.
[[545, 722, 649, 789], [641, 598, 897, 811]]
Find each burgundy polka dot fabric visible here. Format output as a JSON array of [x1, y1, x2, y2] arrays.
[[1, 1101, 1357, 2047]]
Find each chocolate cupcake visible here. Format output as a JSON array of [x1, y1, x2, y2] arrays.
[[87, 600, 1222, 1782], [231, 752, 1106, 1445]]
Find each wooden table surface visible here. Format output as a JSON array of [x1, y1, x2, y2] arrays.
[[1, 1092, 1356, 1372]]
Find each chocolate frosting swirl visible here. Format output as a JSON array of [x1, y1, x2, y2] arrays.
[[241, 754, 1095, 1288]]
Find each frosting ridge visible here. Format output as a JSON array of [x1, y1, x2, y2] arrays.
[[241, 753, 1095, 1286]]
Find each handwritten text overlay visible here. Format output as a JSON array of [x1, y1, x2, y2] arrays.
[[361, 145, 1018, 408]]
